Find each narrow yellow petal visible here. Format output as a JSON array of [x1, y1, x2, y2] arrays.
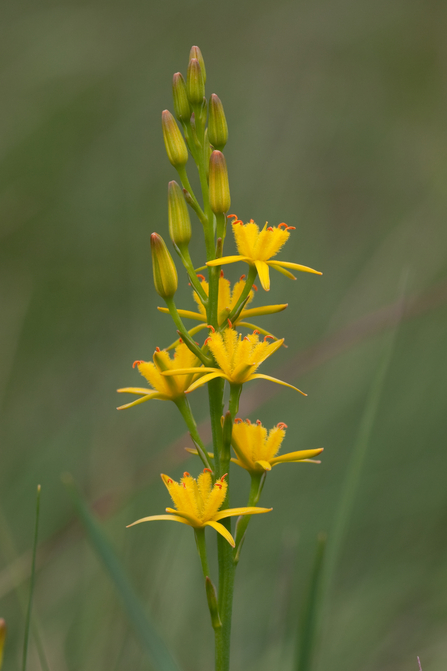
[[158, 307, 205, 322], [255, 460, 272, 471], [117, 387, 160, 396], [206, 255, 249, 267], [254, 260, 270, 291], [269, 260, 322, 275], [269, 263, 297, 280], [185, 371, 228, 393], [213, 507, 272, 521], [126, 514, 191, 528], [117, 394, 166, 410], [241, 304, 288, 318], [204, 520, 236, 547], [162, 367, 217, 376], [165, 508, 202, 526], [270, 448, 323, 465], [249, 373, 307, 395], [185, 447, 215, 458]]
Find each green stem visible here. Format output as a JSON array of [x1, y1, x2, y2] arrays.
[[176, 166, 206, 224], [175, 396, 212, 472], [227, 265, 258, 324], [194, 527, 211, 579], [234, 472, 266, 564], [174, 245, 208, 304], [165, 297, 212, 365]]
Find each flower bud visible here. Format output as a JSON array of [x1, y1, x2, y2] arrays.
[[0, 619, 5, 670], [168, 180, 191, 248], [172, 73, 191, 122], [208, 94, 228, 150], [209, 151, 231, 214], [189, 45, 206, 83], [187, 58, 205, 106], [150, 233, 178, 299], [162, 110, 188, 167]]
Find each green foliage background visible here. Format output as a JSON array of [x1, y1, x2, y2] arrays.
[[1, 1, 447, 669]]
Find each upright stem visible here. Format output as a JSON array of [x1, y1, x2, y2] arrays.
[[175, 396, 212, 472]]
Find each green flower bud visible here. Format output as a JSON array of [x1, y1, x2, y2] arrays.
[[189, 45, 206, 83], [172, 73, 191, 122], [168, 180, 191, 248], [162, 110, 188, 167], [209, 150, 231, 214], [187, 58, 205, 106], [208, 94, 228, 150], [150, 233, 178, 299]]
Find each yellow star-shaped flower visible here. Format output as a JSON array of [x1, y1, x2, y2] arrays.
[[127, 469, 272, 546], [163, 328, 306, 394], [117, 341, 201, 409], [231, 419, 323, 473], [158, 271, 288, 340], [206, 216, 322, 291]]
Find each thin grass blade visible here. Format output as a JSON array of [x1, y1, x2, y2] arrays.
[[63, 474, 182, 671], [22, 484, 41, 671]]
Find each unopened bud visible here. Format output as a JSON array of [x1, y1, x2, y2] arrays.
[[162, 110, 188, 167], [189, 46, 206, 83], [172, 73, 191, 122], [209, 151, 231, 214], [208, 94, 228, 150], [168, 181, 191, 248], [0, 619, 5, 670], [150, 233, 178, 299], [187, 58, 205, 106], [205, 577, 222, 629]]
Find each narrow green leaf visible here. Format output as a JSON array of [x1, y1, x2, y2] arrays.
[[22, 484, 41, 671], [63, 474, 182, 671], [296, 533, 327, 671]]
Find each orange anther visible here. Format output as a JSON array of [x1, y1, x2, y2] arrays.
[[278, 223, 288, 229], [220, 473, 228, 481], [253, 329, 260, 335], [220, 269, 224, 277], [252, 284, 258, 291], [183, 472, 190, 477], [249, 218, 255, 223], [245, 419, 252, 425], [267, 226, 274, 231], [287, 226, 296, 230], [167, 478, 173, 484], [264, 335, 275, 341], [182, 482, 186, 488], [156, 347, 161, 352], [203, 468, 212, 473], [132, 360, 143, 368], [239, 274, 246, 281], [256, 419, 262, 425], [204, 336, 212, 345], [227, 318, 233, 328], [207, 325, 215, 333], [197, 274, 206, 281], [277, 422, 288, 429], [234, 418, 243, 423], [178, 338, 183, 343], [215, 483, 222, 489], [227, 214, 238, 222], [243, 336, 249, 341]]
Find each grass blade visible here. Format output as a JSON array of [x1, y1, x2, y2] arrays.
[[22, 484, 41, 671], [296, 533, 327, 671], [63, 474, 182, 671]]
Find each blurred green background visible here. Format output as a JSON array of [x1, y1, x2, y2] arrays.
[[1, 0, 447, 669]]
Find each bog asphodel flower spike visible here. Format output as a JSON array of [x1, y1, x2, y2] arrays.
[[231, 419, 324, 473], [117, 341, 201, 409], [127, 469, 272, 546], [206, 216, 322, 291], [163, 328, 306, 394]]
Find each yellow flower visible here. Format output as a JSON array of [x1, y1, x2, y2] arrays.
[[163, 328, 306, 395], [117, 341, 201, 409], [127, 469, 272, 546], [158, 271, 288, 335], [206, 216, 322, 291], [231, 419, 324, 472]]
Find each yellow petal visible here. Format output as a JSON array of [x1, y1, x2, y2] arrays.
[[248, 373, 307, 395], [185, 447, 215, 458], [117, 387, 160, 396], [204, 520, 235, 547], [270, 448, 323, 465], [206, 255, 249, 267], [126, 514, 191, 528], [269, 260, 322, 275], [255, 460, 272, 471], [269, 263, 297, 280], [254, 260, 270, 291], [185, 371, 228, 393], [158, 306, 205, 322], [241, 304, 288, 318], [165, 508, 202, 526], [213, 506, 272, 521], [117, 393, 166, 410], [162, 367, 217, 376]]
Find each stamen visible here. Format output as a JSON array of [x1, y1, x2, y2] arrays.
[[239, 274, 246, 281], [264, 335, 275, 341], [197, 274, 206, 281], [156, 347, 161, 352], [245, 419, 252, 424], [220, 473, 228, 481], [253, 329, 260, 335], [204, 336, 212, 345], [178, 338, 183, 343], [252, 284, 258, 291], [215, 483, 222, 489], [278, 222, 288, 229], [243, 336, 249, 341], [256, 419, 262, 426], [227, 214, 238, 222], [227, 318, 233, 328], [277, 422, 288, 429], [167, 478, 174, 484], [234, 418, 243, 423], [249, 218, 255, 223], [207, 325, 215, 333], [132, 360, 143, 368], [220, 269, 224, 277], [267, 226, 273, 231], [183, 472, 190, 477], [182, 482, 186, 488], [203, 468, 212, 473], [286, 226, 296, 230]]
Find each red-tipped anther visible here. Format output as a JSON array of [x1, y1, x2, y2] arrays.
[[215, 482, 222, 489], [132, 360, 143, 368], [239, 274, 246, 281], [264, 335, 275, 341], [183, 472, 190, 477], [220, 269, 224, 277], [234, 418, 243, 423], [277, 422, 288, 429], [227, 318, 233, 328], [253, 329, 260, 335], [188, 282, 191, 286], [227, 214, 238, 222], [267, 226, 274, 231], [167, 477, 174, 484], [243, 336, 249, 341], [197, 274, 206, 281], [245, 418, 252, 424], [203, 468, 212, 473], [278, 223, 288, 229], [287, 226, 296, 230], [207, 325, 215, 333], [204, 336, 212, 345], [256, 419, 262, 426], [237, 220, 244, 226], [182, 482, 186, 488], [220, 473, 228, 481], [249, 218, 255, 223], [178, 338, 183, 344], [252, 283, 258, 291]]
